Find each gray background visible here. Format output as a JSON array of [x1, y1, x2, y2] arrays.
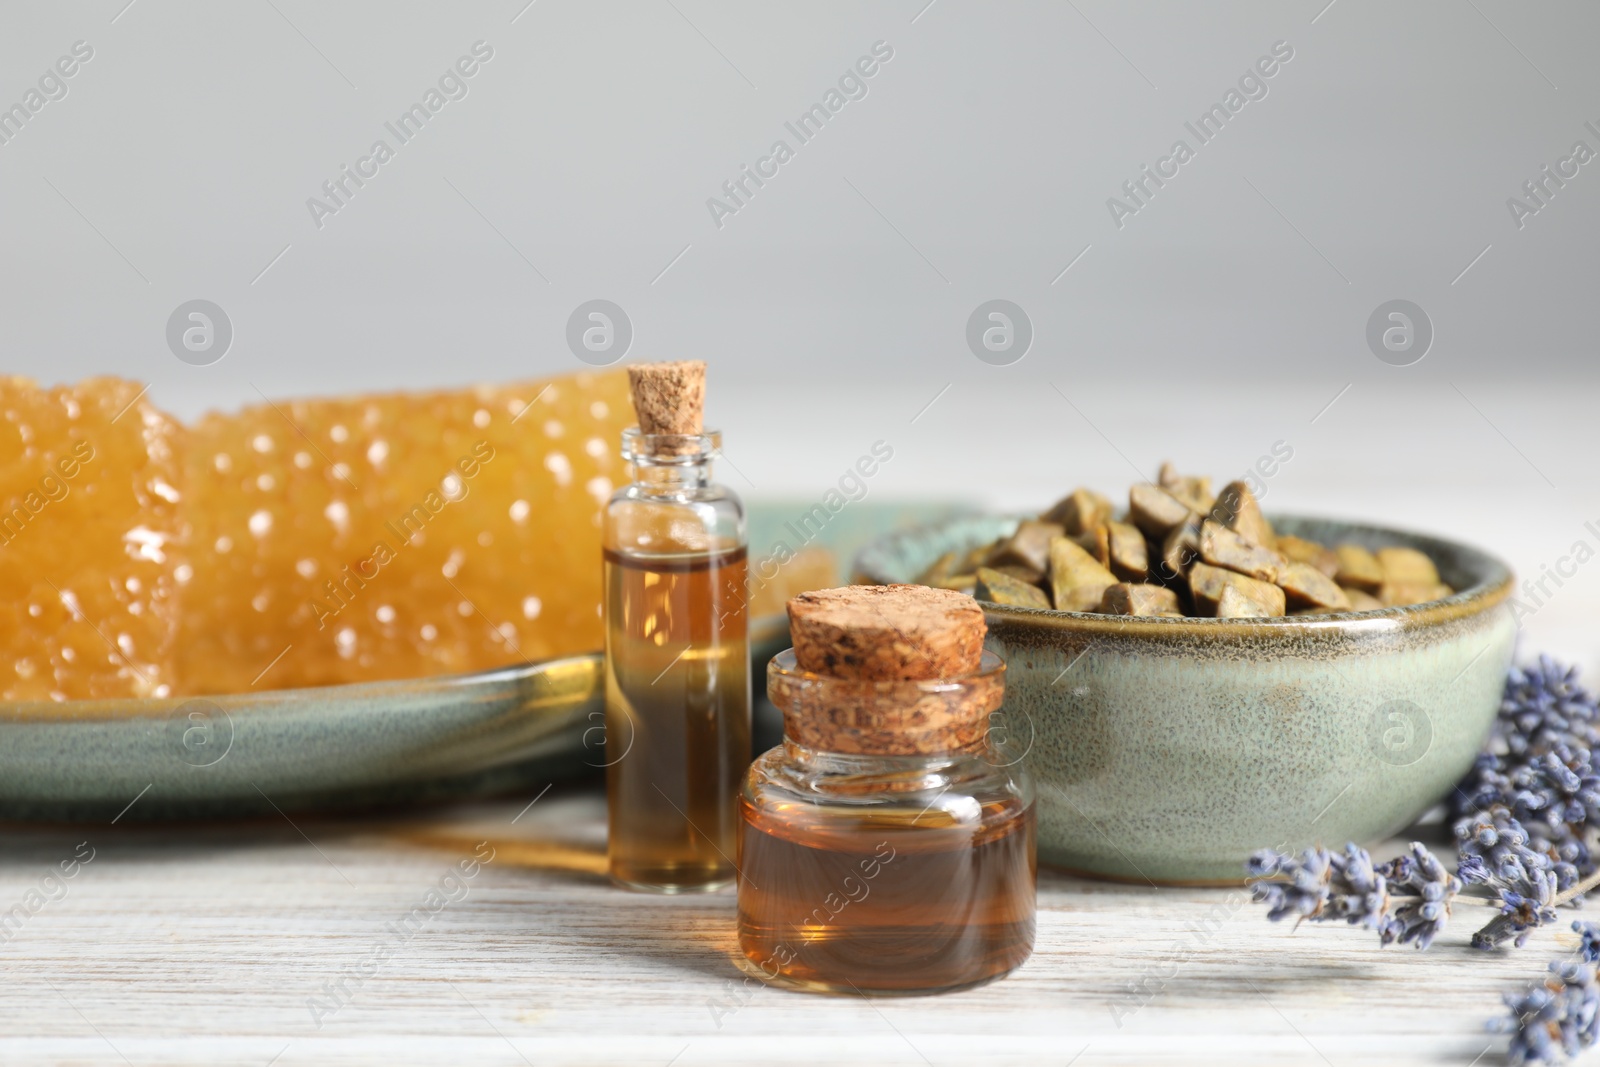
[[2, 0, 1597, 667]]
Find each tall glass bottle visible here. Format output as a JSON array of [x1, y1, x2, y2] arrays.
[[603, 428, 750, 892]]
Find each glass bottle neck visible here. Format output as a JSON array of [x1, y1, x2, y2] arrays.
[[781, 737, 986, 772], [629, 460, 713, 494], [620, 429, 721, 495], [772, 736, 998, 801]]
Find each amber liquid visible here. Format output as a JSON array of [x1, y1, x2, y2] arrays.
[[604, 545, 750, 892], [737, 797, 1036, 994]]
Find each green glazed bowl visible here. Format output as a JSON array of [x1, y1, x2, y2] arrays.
[[854, 514, 1516, 884]]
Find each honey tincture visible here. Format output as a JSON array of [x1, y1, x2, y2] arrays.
[[738, 584, 1036, 993], [603, 361, 750, 893]]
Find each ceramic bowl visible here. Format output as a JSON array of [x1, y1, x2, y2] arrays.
[[854, 514, 1516, 884]]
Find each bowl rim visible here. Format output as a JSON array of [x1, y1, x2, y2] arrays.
[[853, 511, 1514, 635]]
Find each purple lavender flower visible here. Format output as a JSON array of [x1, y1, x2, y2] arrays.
[[1247, 846, 1338, 925], [1493, 961, 1600, 1065], [1474, 876, 1561, 951], [1247, 841, 1460, 946], [1465, 659, 1600, 870], [1458, 810, 1549, 887], [1454, 812, 1560, 949], [1249, 658, 1600, 1056], [1500, 657, 1600, 758], [1321, 843, 1389, 929], [1454, 739, 1600, 946], [1378, 842, 1462, 949], [1453, 659, 1600, 905], [1508, 746, 1600, 889], [1574, 921, 1600, 965]]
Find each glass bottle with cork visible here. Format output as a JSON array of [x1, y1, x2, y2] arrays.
[[602, 360, 750, 893], [737, 584, 1036, 994]]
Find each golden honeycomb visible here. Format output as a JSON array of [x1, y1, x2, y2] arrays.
[[0, 377, 183, 700], [177, 371, 633, 693], [0, 370, 633, 700]]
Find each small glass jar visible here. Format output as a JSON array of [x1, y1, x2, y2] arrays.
[[736, 649, 1035, 995], [603, 428, 750, 893]]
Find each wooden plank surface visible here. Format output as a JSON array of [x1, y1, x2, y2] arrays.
[[0, 783, 1564, 1066]]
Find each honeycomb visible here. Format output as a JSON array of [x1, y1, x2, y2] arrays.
[[0, 370, 633, 700], [0, 377, 183, 700], [177, 371, 633, 693]]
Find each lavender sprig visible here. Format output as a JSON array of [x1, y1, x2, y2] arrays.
[[1492, 961, 1600, 1065], [1249, 841, 1600, 949], [1249, 658, 1600, 952], [1455, 657, 1600, 891], [1245, 657, 1600, 1062], [1458, 810, 1564, 949], [1498, 657, 1600, 758], [1380, 841, 1463, 949], [1246, 841, 1461, 947]]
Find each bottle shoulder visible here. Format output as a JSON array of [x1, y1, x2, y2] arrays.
[[604, 483, 746, 555], [608, 481, 744, 508]]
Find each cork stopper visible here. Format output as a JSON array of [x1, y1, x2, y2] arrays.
[[788, 584, 985, 681], [627, 361, 705, 436], [776, 585, 999, 756]]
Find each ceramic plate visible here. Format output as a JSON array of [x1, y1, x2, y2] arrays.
[[0, 501, 962, 821], [0, 655, 608, 821]]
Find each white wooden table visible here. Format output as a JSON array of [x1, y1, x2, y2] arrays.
[[0, 782, 1566, 1066]]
